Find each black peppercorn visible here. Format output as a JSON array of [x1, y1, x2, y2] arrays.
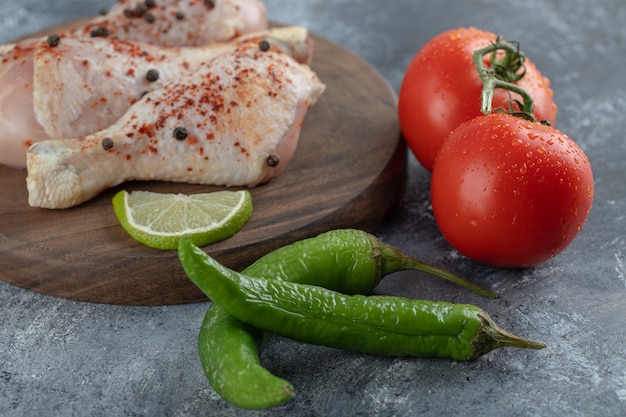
[[47, 34, 61, 47], [144, 0, 156, 8], [144, 12, 155, 24], [173, 127, 188, 141], [266, 154, 280, 167], [101, 137, 114, 151], [205, 0, 215, 9], [175, 11, 185, 20], [124, 4, 147, 18], [258, 40, 271, 52], [146, 69, 160, 82], [90, 26, 109, 38]]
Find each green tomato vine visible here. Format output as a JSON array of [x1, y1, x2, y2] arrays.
[[472, 37, 550, 125]]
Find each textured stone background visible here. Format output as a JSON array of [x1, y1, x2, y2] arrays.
[[1, 1, 625, 416]]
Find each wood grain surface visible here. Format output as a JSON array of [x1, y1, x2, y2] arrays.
[[0, 21, 406, 305]]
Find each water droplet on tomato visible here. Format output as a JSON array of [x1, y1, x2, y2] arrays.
[[528, 133, 538, 140], [537, 146, 546, 154], [511, 138, 523, 147], [519, 163, 528, 174], [526, 151, 534, 158], [513, 189, 521, 197]]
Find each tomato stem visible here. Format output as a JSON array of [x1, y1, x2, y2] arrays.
[[472, 39, 537, 122]]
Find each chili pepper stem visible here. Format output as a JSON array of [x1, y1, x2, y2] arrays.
[[469, 312, 546, 359], [376, 240, 499, 299]]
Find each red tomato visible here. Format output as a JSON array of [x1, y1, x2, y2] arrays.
[[398, 27, 558, 172], [430, 113, 594, 268]]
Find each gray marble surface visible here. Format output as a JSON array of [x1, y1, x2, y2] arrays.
[[1, 1, 625, 416]]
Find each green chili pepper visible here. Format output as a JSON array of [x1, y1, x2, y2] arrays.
[[242, 229, 498, 298], [180, 235, 545, 363], [196, 229, 497, 409]]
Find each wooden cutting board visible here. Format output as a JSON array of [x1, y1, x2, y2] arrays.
[[0, 20, 406, 305]]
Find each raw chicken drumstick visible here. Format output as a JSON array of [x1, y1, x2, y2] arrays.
[[26, 42, 325, 209], [0, 0, 267, 169], [0, 27, 313, 168], [67, 0, 267, 47]]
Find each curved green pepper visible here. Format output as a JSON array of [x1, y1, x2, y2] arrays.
[[198, 307, 294, 410], [180, 235, 545, 362]]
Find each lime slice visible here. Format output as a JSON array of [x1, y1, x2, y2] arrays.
[[112, 190, 253, 250]]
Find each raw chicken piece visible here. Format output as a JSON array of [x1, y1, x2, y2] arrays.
[[0, 39, 49, 168], [0, 27, 313, 168], [69, 0, 267, 47], [0, 44, 15, 54], [26, 43, 325, 209], [36, 26, 313, 140]]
